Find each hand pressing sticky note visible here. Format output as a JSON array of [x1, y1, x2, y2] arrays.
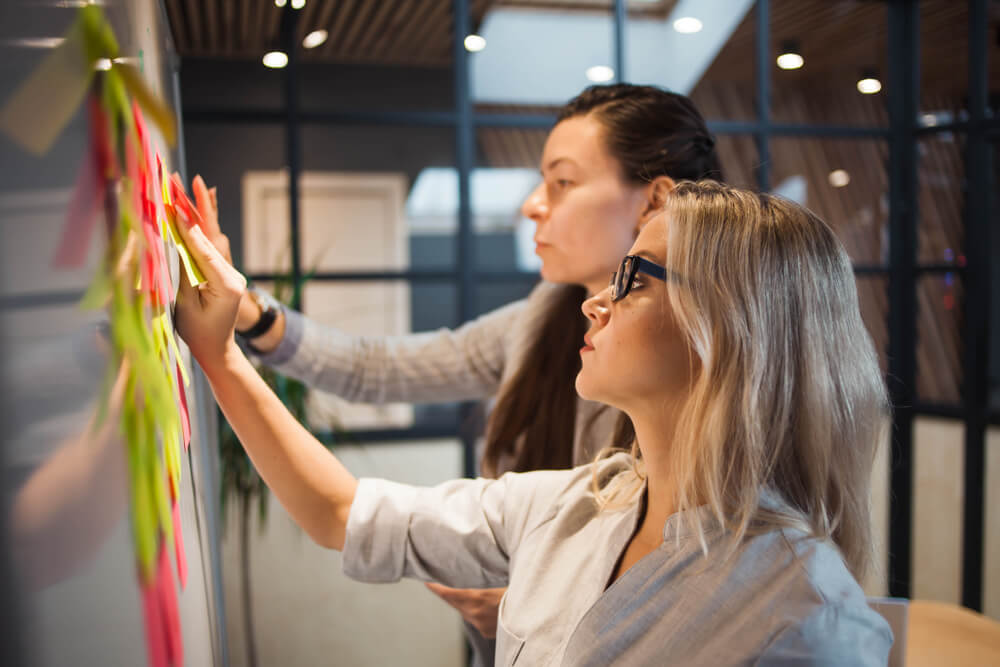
[[164, 204, 205, 287]]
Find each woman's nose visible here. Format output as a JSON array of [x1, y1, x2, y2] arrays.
[[520, 182, 548, 222], [582, 288, 611, 326]]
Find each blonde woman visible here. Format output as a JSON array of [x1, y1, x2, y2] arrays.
[[174, 180, 892, 665]]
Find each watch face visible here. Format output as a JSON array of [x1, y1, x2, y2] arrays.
[[252, 287, 279, 313]]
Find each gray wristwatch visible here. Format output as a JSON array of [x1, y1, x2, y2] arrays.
[[235, 286, 281, 350]]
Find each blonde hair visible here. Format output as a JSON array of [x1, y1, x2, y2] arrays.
[[593, 180, 889, 580]]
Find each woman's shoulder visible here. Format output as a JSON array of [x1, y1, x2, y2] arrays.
[[497, 452, 635, 519], [737, 530, 893, 662]]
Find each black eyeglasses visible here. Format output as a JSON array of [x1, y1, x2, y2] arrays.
[[609, 255, 668, 302]]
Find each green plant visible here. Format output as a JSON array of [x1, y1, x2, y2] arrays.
[[216, 256, 337, 667]]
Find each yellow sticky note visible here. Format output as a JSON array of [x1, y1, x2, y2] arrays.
[[165, 212, 206, 287], [164, 322, 190, 388]]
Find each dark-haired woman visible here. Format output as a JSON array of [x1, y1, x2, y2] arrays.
[[200, 83, 723, 665]]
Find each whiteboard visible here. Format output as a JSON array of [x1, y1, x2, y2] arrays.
[[0, 2, 226, 665]]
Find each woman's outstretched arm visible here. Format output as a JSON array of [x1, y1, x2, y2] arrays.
[[173, 213, 356, 550]]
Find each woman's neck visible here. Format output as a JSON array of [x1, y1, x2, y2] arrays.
[[630, 408, 684, 538]]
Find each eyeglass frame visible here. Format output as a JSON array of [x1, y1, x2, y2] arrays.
[[609, 254, 671, 302]]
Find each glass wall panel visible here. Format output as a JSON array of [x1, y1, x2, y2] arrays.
[[298, 0, 455, 113], [919, 0, 969, 121], [857, 276, 890, 377], [295, 124, 458, 272], [912, 416, 965, 605], [714, 134, 759, 190], [630, 0, 757, 122], [470, 1, 613, 109], [185, 123, 286, 271], [474, 126, 546, 281], [295, 281, 463, 433], [916, 274, 963, 405], [992, 141, 1000, 415], [770, 138, 889, 265], [917, 134, 965, 266], [770, 0, 888, 126]]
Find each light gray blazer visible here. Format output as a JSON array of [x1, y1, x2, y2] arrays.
[[256, 281, 621, 470], [343, 453, 893, 666]]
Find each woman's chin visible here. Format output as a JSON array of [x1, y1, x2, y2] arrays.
[[574, 372, 598, 402]]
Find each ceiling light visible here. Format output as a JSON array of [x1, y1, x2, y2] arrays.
[[291, 0, 305, 8], [464, 34, 486, 52], [586, 65, 615, 83], [857, 69, 881, 94], [828, 169, 850, 188], [274, 0, 286, 6], [776, 40, 803, 70], [94, 58, 112, 71], [5, 37, 65, 48], [262, 51, 288, 68], [303, 29, 328, 49], [673, 17, 703, 34]]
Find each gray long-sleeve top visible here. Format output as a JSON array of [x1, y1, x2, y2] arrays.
[[255, 281, 622, 471], [343, 453, 893, 666]]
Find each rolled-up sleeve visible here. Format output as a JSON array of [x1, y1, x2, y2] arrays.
[[342, 476, 513, 589]]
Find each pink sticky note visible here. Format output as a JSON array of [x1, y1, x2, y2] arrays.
[[168, 173, 206, 232], [176, 363, 191, 449], [53, 96, 108, 268], [157, 543, 184, 667], [172, 501, 187, 590], [140, 577, 168, 667]]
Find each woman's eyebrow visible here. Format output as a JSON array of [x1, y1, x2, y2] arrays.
[[541, 157, 578, 173]]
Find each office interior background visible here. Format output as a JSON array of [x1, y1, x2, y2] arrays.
[[1, 0, 998, 665]]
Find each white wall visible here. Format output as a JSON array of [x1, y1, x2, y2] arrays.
[[221, 440, 467, 667], [864, 418, 1000, 622]]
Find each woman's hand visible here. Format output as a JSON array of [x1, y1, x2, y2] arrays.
[[425, 583, 505, 639], [172, 208, 247, 373], [189, 174, 266, 334], [191, 174, 230, 262]]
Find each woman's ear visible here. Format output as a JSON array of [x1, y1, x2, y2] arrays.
[[638, 176, 676, 230]]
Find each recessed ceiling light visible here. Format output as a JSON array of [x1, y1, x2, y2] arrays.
[[5, 37, 65, 48], [291, 0, 305, 8], [303, 29, 328, 49], [776, 40, 803, 70], [673, 17, 703, 34], [857, 68, 881, 94], [857, 77, 881, 94], [262, 51, 288, 68], [464, 34, 486, 52], [776, 53, 803, 70], [274, 0, 286, 6], [828, 169, 850, 188], [586, 65, 615, 83]]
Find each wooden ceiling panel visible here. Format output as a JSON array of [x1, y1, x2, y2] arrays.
[[164, 0, 993, 104]]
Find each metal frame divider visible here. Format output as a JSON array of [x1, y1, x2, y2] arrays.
[[886, 0, 919, 601], [960, 0, 990, 612]]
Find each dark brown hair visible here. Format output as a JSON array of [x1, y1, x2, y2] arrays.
[[481, 84, 722, 477]]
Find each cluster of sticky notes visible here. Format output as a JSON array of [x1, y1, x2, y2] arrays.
[[0, 7, 200, 667]]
